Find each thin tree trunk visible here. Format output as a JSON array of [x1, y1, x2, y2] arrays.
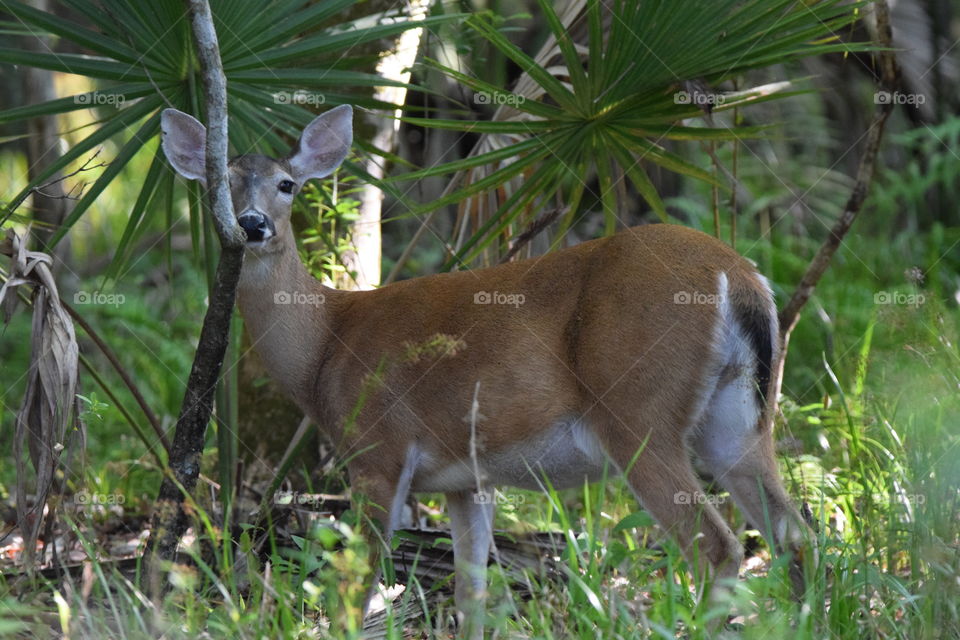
[[23, 0, 69, 262], [340, 0, 429, 290], [773, 0, 899, 401], [146, 0, 246, 591]]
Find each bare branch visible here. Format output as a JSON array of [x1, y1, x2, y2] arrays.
[[147, 0, 245, 585], [31, 149, 108, 201], [2, 150, 107, 222], [774, 0, 899, 397], [499, 207, 562, 264], [62, 300, 167, 450], [778, 1, 898, 335]]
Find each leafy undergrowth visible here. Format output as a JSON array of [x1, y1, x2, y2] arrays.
[[1, 236, 958, 639], [1, 318, 958, 639]]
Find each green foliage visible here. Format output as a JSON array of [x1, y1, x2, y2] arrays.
[[298, 173, 362, 284], [872, 116, 960, 228], [5, 306, 959, 636], [0, 0, 453, 276], [1, 2, 958, 638], [393, 0, 869, 268], [0, 248, 209, 499]]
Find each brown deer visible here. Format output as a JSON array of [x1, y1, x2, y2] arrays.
[[161, 104, 810, 636]]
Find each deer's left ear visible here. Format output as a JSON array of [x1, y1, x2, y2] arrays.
[[288, 104, 353, 183], [161, 109, 207, 184]]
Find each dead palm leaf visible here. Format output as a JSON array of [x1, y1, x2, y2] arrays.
[[0, 229, 83, 568]]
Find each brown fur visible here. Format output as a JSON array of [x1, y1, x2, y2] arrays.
[[161, 103, 810, 633], [233, 176, 808, 583]]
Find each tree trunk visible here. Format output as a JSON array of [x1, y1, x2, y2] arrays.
[[339, 0, 430, 290], [22, 0, 70, 263]]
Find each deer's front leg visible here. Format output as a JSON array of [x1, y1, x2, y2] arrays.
[[352, 445, 420, 620], [446, 488, 495, 640]]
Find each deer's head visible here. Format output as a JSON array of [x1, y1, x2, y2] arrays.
[[160, 105, 353, 255]]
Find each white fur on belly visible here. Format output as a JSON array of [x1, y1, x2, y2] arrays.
[[412, 418, 612, 493]]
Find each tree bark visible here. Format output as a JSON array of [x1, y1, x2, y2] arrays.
[[146, 0, 245, 587], [773, 0, 899, 401], [22, 0, 69, 261], [340, 0, 430, 290]]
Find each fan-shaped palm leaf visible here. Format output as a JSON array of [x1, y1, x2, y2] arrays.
[[390, 0, 869, 270], [0, 0, 456, 277]]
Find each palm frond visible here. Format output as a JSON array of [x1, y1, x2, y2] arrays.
[[397, 0, 870, 268]]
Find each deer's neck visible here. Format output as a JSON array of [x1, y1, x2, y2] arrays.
[[237, 238, 335, 410]]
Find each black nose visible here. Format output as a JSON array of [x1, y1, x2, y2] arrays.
[[238, 212, 274, 242]]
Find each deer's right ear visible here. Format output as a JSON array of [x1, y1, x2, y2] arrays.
[[161, 108, 207, 184], [288, 104, 353, 183]]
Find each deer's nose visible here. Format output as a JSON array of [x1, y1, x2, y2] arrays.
[[238, 211, 275, 242]]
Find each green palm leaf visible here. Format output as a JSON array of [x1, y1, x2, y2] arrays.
[[399, 0, 870, 269], [0, 0, 459, 281]]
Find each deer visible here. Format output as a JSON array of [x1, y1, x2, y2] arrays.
[[161, 104, 811, 636]]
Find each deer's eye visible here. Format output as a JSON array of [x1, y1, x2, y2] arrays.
[[278, 179, 295, 194]]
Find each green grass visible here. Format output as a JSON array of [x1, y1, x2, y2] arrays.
[[2, 287, 957, 638], [2, 124, 958, 639]]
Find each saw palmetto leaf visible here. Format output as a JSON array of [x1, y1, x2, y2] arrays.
[[396, 0, 870, 268], [0, 0, 456, 278], [0, 230, 82, 569]]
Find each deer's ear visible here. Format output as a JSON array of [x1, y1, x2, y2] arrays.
[[161, 108, 207, 184], [288, 104, 353, 183]]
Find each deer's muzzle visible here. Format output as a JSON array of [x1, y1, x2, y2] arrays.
[[238, 211, 276, 243]]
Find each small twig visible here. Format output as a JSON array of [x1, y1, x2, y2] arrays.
[[498, 208, 562, 264], [1, 255, 167, 464], [33, 150, 106, 200], [469, 381, 484, 496], [3, 150, 107, 222], [774, 0, 899, 397], [778, 1, 898, 335], [729, 78, 741, 247], [384, 170, 464, 285], [701, 143, 751, 219]]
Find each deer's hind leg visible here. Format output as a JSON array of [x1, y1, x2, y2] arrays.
[[691, 374, 811, 595], [446, 488, 495, 640], [594, 413, 743, 592]]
